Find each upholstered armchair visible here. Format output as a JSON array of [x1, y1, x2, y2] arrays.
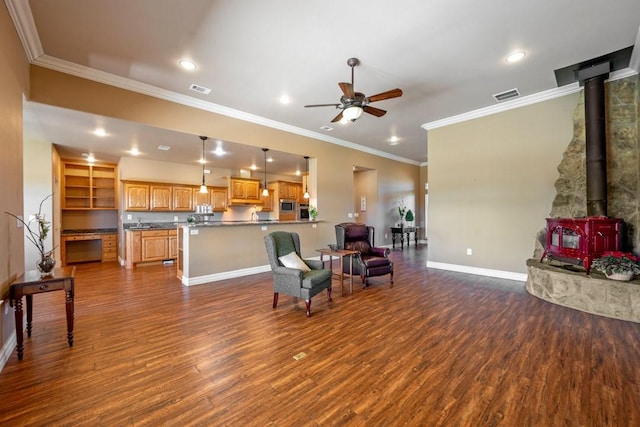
[[264, 231, 332, 317], [335, 222, 394, 287]]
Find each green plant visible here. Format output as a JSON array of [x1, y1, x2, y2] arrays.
[[309, 205, 318, 218], [591, 252, 640, 276], [405, 209, 414, 222]]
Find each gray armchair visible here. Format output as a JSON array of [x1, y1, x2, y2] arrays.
[[264, 231, 332, 317], [335, 222, 394, 287]]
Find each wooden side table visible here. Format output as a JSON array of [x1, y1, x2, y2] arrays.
[[391, 226, 419, 249], [316, 248, 358, 295], [9, 266, 76, 360]]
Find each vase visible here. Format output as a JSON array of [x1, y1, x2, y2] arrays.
[[36, 254, 56, 276], [605, 271, 633, 281]]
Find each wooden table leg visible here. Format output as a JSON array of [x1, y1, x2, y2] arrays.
[[65, 286, 74, 347], [14, 298, 24, 360], [349, 255, 354, 294], [26, 294, 33, 338], [339, 255, 345, 296]]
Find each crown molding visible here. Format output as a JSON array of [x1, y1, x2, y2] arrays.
[[31, 53, 421, 167], [4, 0, 43, 61], [422, 68, 639, 131]]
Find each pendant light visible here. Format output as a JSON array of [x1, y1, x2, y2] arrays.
[[199, 136, 208, 194], [303, 156, 310, 199], [262, 148, 269, 196]]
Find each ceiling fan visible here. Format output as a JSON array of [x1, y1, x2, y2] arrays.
[[304, 57, 403, 123]]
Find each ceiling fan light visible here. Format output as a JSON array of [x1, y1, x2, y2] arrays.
[[343, 106, 363, 122]]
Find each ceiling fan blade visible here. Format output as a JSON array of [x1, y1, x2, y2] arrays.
[[331, 111, 344, 123], [363, 105, 387, 117], [367, 88, 403, 103], [304, 103, 341, 108], [339, 82, 355, 99]]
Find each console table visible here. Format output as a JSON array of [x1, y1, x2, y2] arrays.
[[9, 266, 76, 360], [391, 226, 418, 249]]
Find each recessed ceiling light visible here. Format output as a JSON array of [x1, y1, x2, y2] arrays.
[[179, 59, 197, 70], [94, 128, 107, 137], [129, 148, 140, 156], [506, 51, 526, 63], [279, 94, 291, 104], [86, 154, 95, 163], [320, 125, 333, 131], [157, 145, 171, 151], [213, 147, 225, 156], [250, 164, 257, 170], [389, 136, 400, 145]]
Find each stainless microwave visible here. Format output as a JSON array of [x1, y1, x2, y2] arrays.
[[279, 199, 296, 213]]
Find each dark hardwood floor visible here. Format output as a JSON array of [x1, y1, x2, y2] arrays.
[[1, 244, 639, 426]]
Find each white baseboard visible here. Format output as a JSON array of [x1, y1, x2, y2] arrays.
[[426, 261, 527, 282], [181, 265, 271, 286], [0, 330, 17, 372]]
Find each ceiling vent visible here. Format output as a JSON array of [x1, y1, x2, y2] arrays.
[[189, 84, 211, 95], [493, 88, 520, 102]]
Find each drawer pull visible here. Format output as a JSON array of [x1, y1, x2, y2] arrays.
[[39, 284, 49, 290]]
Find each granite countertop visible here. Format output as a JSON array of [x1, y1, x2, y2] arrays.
[[122, 220, 317, 231], [62, 228, 118, 235]]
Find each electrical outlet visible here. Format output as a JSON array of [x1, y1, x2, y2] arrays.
[[127, 214, 132, 220], [347, 213, 353, 218], [385, 233, 388, 239], [174, 216, 179, 221], [354, 213, 359, 217], [261, 226, 267, 231], [467, 248, 473, 255], [312, 224, 317, 228], [190, 229, 199, 235]]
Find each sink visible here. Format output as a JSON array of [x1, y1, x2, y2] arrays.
[[129, 225, 151, 229]]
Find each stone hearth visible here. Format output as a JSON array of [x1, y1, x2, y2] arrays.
[[526, 259, 640, 323]]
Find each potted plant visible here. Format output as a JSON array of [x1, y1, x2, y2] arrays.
[[309, 205, 318, 221], [405, 209, 414, 225], [5, 194, 57, 275], [591, 252, 640, 281]]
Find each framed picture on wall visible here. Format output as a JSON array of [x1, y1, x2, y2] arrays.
[[361, 196, 367, 212]]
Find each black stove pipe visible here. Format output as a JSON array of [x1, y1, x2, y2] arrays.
[[584, 75, 608, 217]]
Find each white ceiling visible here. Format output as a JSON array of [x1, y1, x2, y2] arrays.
[[9, 0, 640, 175]]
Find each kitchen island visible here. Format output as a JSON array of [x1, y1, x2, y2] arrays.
[[177, 220, 323, 285]]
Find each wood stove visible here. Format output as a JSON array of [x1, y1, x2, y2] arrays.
[[542, 217, 622, 271]]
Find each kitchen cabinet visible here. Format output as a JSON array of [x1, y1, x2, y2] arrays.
[[270, 180, 303, 201], [150, 185, 172, 211], [124, 183, 150, 211], [193, 186, 228, 212], [261, 189, 274, 212], [172, 186, 194, 211], [229, 177, 262, 205], [125, 229, 177, 268], [124, 181, 196, 211], [63, 162, 117, 210]]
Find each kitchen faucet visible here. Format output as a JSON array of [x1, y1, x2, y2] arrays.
[[250, 207, 258, 222]]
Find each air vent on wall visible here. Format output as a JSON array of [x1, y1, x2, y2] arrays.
[[493, 88, 520, 102], [189, 84, 212, 95]]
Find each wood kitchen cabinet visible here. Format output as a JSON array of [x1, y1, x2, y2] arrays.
[[270, 180, 303, 201], [260, 189, 274, 212], [150, 185, 172, 211], [124, 183, 150, 211], [193, 186, 228, 211], [229, 177, 262, 205], [63, 162, 117, 210], [172, 186, 194, 211], [125, 229, 177, 268]]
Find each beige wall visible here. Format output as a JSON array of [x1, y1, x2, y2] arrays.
[[428, 93, 580, 275], [29, 66, 421, 248], [0, 2, 29, 367]]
